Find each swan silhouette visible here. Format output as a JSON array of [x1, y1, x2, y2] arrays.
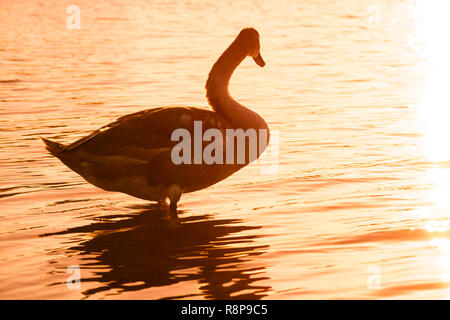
[[41, 28, 269, 213]]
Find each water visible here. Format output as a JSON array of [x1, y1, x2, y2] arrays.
[[1, 0, 450, 299]]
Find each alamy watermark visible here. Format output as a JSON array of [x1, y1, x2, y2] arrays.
[[366, 265, 381, 290], [66, 265, 81, 290], [66, 5, 81, 30], [170, 121, 279, 174]]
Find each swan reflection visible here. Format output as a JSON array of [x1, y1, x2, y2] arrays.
[[43, 204, 271, 299]]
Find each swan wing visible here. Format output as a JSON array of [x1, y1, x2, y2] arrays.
[[57, 107, 236, 190], [64, 106, 223, 156]]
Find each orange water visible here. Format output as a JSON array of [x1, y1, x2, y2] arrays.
[[1, 0, 450, 299]]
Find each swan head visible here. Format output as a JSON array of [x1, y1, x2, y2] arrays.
[[237, 28, 265, 67]]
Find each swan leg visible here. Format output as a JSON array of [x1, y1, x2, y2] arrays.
[[167, 184, 182, 215], [157, 196, 167, 207], [163, 201, 179, 226]]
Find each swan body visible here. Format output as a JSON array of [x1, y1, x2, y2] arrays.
[[42, 28, 269, 212]]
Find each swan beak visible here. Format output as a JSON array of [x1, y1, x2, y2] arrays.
[[253, 53, 265, 67]]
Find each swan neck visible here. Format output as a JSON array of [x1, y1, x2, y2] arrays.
[[206, 39, 246, 93], [205, 40, 268, 131]]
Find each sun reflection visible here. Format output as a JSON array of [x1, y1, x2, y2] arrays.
[[415, 0, 450, 288], [415, 0, 450, 162], [429, 239, 450, 283], [426, 168, 450, 213]]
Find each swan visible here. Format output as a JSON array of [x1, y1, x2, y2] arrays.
[[41, 28, 269, 213]]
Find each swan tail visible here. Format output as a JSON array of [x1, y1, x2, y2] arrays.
[[40, 137, 65, 155]]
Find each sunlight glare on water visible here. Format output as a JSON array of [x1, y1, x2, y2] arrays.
[[414, 0, 450, 294], [1, 0, 450, 299]]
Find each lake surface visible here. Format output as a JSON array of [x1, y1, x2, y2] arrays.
[[1, 0, 450, 299]]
